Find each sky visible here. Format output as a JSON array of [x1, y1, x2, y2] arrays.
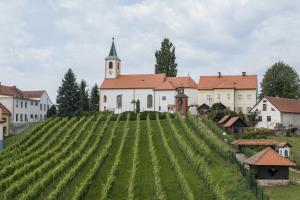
[[0, 0, 300, 102]]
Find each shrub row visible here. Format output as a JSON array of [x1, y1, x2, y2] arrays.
[[3, 115, 96, 200], [109, 111, 175, 121], [100, 113, 131, 200], [17, 114, 104, 200], [72, 114, 120, 200], [156, 113, 195, 200], [146, 115, 166, 200], [128, 114, 141, 200], [167, 114, 225, 200], [47, 114, 112, 200]]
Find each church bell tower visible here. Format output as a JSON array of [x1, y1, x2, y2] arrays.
[[105, 38, 121, 79]]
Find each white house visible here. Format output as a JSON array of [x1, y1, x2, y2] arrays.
[[99, 39, 198, 114], [198, 72, 257, 113], [251, 96, 300, 129], [0, 84, 53, 133]]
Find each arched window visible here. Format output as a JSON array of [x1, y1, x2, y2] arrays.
[[117, 95, 122, 109], [103, 95, 107, 103], [117, 63, 120, 71], [147, 94, 153, 108], [109, 62, 113, 69]]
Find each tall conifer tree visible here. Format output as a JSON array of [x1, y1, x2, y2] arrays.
[[56, 68, 80, 116], [79, 80, 90, 112], [155, 38, 177, 77], [90, 84, 99, 112]]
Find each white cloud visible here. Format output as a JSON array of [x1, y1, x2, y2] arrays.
[[0, 0, 300, 101]]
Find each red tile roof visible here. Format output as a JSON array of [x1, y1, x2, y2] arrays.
[[0, 85, 24, 98], [266, 96, 300, 114], [198, 75, 257, 90], [23, 91, 44, 99], [223, 117, 246, 128], [231, 139, 279, 146], [0, 103, 11, 115], [244, 147, 296, 166], [218, 115, 230, 124], [100, 73, 198, 90]]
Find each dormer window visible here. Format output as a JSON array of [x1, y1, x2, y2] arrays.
[[109, 62, 113, 69]]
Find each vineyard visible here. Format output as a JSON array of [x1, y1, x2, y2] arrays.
[[0, 112, 257, 200]]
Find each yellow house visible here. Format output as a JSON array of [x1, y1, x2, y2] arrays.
[[198, 72, 257, 113], [0, 103, 11, 136]]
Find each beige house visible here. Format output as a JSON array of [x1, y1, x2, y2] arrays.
[[198, 72, 257, 113], [0, 103, 11, 136]]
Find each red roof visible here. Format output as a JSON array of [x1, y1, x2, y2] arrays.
[[198, 75, 257, 90], [231, 139, 279, 146], [0, 85, 24, 98], [100, 73, 197, 90], [223, 117, 246, 128], [266, 96, 300, 114], [0, 103, 11, 115], [244, 147, 295, 166], [218, 115, 230, 124], [23, 91, 44, 99]]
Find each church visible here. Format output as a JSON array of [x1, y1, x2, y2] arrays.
[[99, 39, 199, 114]]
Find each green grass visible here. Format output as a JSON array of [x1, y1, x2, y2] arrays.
[[264, 183, 300, 200], [0, 113, 260, 200]]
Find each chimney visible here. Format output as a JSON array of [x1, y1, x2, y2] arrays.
[[242, 72, 246, 76], [218, 72, 221, 78]]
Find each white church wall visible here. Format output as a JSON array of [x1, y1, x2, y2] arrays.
[[154, 90, 176, 112]]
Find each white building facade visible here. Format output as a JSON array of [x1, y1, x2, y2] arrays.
[[198, 73, 257, 113], [251, 96, 300, 129], [99, 40, 198, 114], [0, 84, 53, 132]]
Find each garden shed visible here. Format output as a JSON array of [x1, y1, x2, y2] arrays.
[[243, 147, 295, 186], [223, 117, 247, 134]]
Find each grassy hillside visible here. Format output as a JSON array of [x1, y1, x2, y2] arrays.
[[0, 113, 256, 200]]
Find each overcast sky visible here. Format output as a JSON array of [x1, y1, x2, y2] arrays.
[[0, 0, 300, 102]]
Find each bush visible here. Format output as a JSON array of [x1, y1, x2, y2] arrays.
[[243, 127, 275, 138]]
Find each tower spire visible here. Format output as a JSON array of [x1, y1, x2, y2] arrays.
[[108, 37, 118, 58]]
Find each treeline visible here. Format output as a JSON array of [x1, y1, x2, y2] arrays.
[[50, 68, 100, 117]]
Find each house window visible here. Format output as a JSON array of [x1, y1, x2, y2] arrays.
[[116, 95, 122, 109], [247, 95, 251, 100], [31, 114, 33, 119], [247, 107, 251, 113], [237, 107, 243, 113], [258, 116, 262, 122], [267, 116, 271, 122], [25, 114, 27, 122], [162, 96, 166, 101], [35, 114, 38, 119], [159, 106, 161, 111], [20, 114, 23, 122], [103, 95, 107, 103], [31, 101, 33, 106], [227, 94, 230, 100], [147, 94, 153, 108], [40, 104, 42, 111], [35, 102, 38, 106], [16, 100, 19, 108], [21, 101, 23, 108], [109, 62, 113, 69], [16, 114, 18, 122], [217, 94, 221, 100], [271, 107, 276, 111], [40, 114, 42, 120], [238, 95, 242, 100], [44, 104, 46, 111], [25, 102, 27, 108], [263, 104, 267, 111]]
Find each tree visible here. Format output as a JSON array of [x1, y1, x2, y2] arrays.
[[155, 38, 177, 77], [136, 100, 140, 113], [46, 105, 57, 118], [56, 68, 80, 117], [79, 80, 90, 112], [247, 110, 259, 127], [260, 61, 300, 99], [90, 84, 99, 112]]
